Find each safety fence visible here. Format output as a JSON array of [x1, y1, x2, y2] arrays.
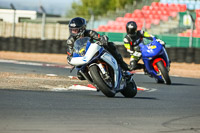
[[0, 37, 200, 64], [0, 22, 69, 40], [0, 37, 66, 54], [98, 32, 200, 48]]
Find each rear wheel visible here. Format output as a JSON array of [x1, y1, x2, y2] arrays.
[[89, 65, 116, 97], [120, 79, 137, 98], [156, 61, 171, 85]]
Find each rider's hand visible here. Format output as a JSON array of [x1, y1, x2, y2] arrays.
[[132, 51, 142, 58], [156, 39, 165, 46], [67, 56, 72, 65], [127, 49, 134, 54], [100, 35, 108, 46], [66, 46, 73, 56]]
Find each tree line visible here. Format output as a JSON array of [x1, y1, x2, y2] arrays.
[[67, 0, 140, 19]]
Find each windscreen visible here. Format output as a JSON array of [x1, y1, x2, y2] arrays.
[[73, 37, 91, 56]]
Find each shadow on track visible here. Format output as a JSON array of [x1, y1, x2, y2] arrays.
[[171, 83, 198, 86], [134, 97, 158, 100], [138, 81, 198, 87], [112, 96, 158, 100]]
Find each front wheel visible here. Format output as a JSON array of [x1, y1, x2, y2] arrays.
[[89, 65, 116, 97], [156, 61, 171, 85]]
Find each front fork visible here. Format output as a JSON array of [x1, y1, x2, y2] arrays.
[[152, 58, 167, 72], [97, 63, 110, 80], [80, 62, 110, 87]]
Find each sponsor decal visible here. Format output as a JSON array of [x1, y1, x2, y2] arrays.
[[70, 23, 76, 27], [124, 38, 128, 42], [111, 57, 116, 65], [150, 45, 157, 49], [82, 56, 87, 62], [128, 24, 134, 28]]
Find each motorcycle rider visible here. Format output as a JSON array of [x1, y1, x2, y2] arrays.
[[124, 21, 165, 70], [66, 17, 130, 80]]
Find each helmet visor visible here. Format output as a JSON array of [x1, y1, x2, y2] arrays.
[[128, 29, 137, 37], [70, 28, 80, 34]]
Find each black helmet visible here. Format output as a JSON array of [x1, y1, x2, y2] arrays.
[[126, 21, 137, 36], [69, 17, 86, 38]]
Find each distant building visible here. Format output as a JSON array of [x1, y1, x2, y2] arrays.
[[0, 8, 70, 24], [0, 9, 37, 23]]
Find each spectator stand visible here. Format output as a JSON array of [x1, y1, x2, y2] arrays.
[[95, 1, 187, 35]]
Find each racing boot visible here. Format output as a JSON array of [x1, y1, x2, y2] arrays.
[[129, 60, 137, 70], [77, 71, 86, 80], [123, 70, 133, 80], [129, 60, 144, 70], [143, 66, 148, 75]]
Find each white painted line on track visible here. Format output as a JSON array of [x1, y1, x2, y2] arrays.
[[68, 76, 79, 80], [0, 59, 72, 68], [0, 59, 182, 78], [46, 74, 58, 77], [51, 85, 96, 92], [146, 88, 157, 92], [0, 59, 145, 75], [134, 72, 145, 74], [1, 59, 158, 92], [50, 84, 156, 92], [68, 85, 97, 91]]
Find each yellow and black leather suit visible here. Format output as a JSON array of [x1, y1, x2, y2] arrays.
[[123, 30, 154, 62]]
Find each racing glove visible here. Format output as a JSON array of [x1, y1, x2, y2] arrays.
[[66, 45, 73, 56], [127, 49, 134, 54], [131, 51, 142, 59], [156, 39, 166, 46], [100, 35, 109, 46], [66, 45, 73, 65], [66, 55, 72, 65]]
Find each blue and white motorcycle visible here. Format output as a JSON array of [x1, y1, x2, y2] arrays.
[[68, 37, 137, 97]]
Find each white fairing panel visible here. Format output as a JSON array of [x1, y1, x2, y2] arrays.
[[100, 53, 119, 88], [69, 43, 101, 66]]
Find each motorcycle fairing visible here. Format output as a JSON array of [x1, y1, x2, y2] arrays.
[[100, 52, 122, 89], [140, 37, 169, 80], [139, 39, 162, 58], [70, 42, 102, 66]]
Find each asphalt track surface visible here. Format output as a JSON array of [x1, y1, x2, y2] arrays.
[[0, 61, 200, 133]]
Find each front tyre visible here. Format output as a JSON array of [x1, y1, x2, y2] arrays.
[[89, 65, 115, 97], [156, 61, 171, 85], [121, 79, 137, 98]]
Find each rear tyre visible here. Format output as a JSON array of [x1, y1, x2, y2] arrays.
[[156, 61, 171, 85], [120, 79, 137, 98], [89, 65, 115, 97]]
